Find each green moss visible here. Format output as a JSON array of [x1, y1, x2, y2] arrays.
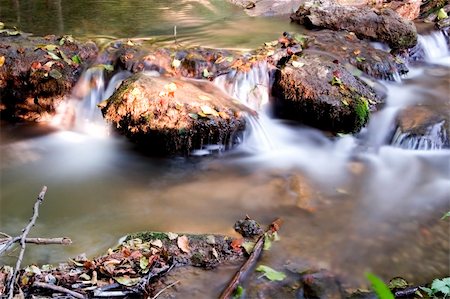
[[354, 96, 370, 129], [125, 231, 169, 242]]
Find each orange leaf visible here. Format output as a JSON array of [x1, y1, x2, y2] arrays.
[[231, 238, 243, 252], [177, 235, 190, 253]]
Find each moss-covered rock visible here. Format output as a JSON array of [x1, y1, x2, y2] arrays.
[[291, 0, 418, 49], [0, 31, 98, 121], [101, 73, 250, 155], [308, 30, 408, 80], [272, 52, 381, 133]]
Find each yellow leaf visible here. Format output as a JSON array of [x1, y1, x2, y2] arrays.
[[201, 105, 219, 116], [219, 111, 230, 119], [172, 59, 181, 68], [0, 56, 5, 67], [177, 235, 190, 253]]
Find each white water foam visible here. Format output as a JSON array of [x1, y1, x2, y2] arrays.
[[417, 31, 450, 65]]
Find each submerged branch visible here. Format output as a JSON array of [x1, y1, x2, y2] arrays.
[[7, 186, 47, 299], [219, 218, 283, 299]]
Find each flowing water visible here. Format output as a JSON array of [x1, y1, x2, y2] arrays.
[[1, 1, 450, 297]]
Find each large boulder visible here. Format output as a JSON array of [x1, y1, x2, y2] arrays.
[[101, 73, 250, 155], [272, 52, 381, 133], [0, 31, 98, 121], [291, 0, 418, 49], [308, 30, 408, 80]]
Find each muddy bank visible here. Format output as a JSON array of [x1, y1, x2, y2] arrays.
[[0, 30, 97, 121]]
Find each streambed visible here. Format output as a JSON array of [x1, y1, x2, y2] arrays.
[[0, 0, 449, 297]]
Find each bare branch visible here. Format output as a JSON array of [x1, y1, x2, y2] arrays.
[[151, 280, 180, 299], [219, 218, 283, 299], [0, 237, 72, 246], [33, 281, 85, 299], [7, 186, 47, 299]]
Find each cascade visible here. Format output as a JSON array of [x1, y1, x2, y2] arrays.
[[417, 31, 450, 61]]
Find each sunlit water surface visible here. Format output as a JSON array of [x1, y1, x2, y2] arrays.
[[1, 0, 450, 296]]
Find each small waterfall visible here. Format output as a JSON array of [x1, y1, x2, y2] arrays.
[[214, 61, 270, 111], [214, 62, 277, 152], [391, 120, 449, 150], [52, 68, 130, 134], [416, 31, 450, 63]]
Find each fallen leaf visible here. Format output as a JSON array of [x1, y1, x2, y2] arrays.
[[206, 235, 216, 244], [172, 59, 181, 68], [31, 61, 42, 70], [45, 52, 60, 61], [256, 265, 286, 281], [231, 238, 243, 252], [291, 60, 304, 68], [0, 56, 4, 67], [79, 273, 91, 281], [438, 8, 448, 20], [49, 69, 63, 79], [167, 232, 178, 240], [177, 235, 190, 253], [218, 111, 230, 119], [151, 239, 163, 248], [353, 49, 361, 55], [202, 68, 210, 78], [201, 105, 219, 116], [71, 55, 82, 64], [139, 256, 149, 270], [212, 248, 219, 259], [242, 241, 255, 254], [114, 276, 141, 286]]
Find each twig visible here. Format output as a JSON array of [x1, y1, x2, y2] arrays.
[[0, 237, 72, 246], [395, 286, 419, 297], [7, 186, 47, 299], [219, 218, 283, 299], [33, 281, 85, 299], [151, 280, 180, 299], [0, 232, 12, 238]]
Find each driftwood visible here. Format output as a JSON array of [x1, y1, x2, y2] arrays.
[[7, 186, 47, 299], [0, 237, 72, 246], [33, 281, 85, 299], [219, 218, 283, 299]]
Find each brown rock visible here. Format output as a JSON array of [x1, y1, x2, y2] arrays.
[[0, 32, 98, 121], [101, 73, 250, 155], [291, 0, 418, 49], [272, 52, 381, 133]]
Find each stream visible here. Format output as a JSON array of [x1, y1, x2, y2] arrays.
[[1, 0, 449, 297]]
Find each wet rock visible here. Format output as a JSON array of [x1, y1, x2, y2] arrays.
[[391, 106, 450, 150], [272, 52, 381, 133], [291, 0, 418, 49], [385, 0, 422, 21], [298, 270, 344, 299], [228, 0, 302, 16], [309, 30, 408, 80], [0, 31, 98, 121], [100, 41, 252, 80], [234, 217, 264, 238], [125, 231, 243, 268], [101, 73, 249, 155]]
